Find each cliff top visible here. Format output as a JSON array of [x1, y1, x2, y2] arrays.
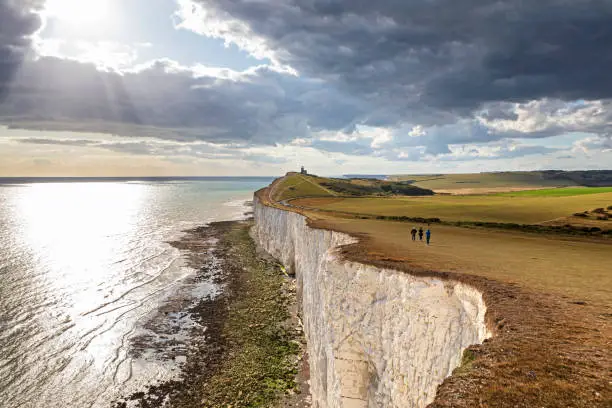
[[256, 174, 612, 407], [267, 172, 434, 202]]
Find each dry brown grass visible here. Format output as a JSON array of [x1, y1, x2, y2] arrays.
[[308, 216, 611, 408]]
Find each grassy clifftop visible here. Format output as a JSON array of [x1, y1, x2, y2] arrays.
[[271, 173, 433, 202]]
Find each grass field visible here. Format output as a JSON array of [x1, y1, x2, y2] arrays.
[[389, 172, 577, 192], [271, 174, 335, 201], [292, 190, 612, 224], [314, 217, 612, 307], [389, 171, 612, 192], [496, 186, 612, 197], [271, 173, 432, 201]]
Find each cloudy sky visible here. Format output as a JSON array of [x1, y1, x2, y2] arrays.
[[1, 0, 611, 176]]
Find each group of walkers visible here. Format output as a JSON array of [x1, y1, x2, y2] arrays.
[[411, 226, 431, 245]]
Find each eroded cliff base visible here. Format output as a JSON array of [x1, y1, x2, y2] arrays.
[[114, 221, 305, 408]]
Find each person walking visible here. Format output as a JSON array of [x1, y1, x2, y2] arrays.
[[426, 228, 431, 245], [411, 227, 417, 241], [418, 227, 424, 241]]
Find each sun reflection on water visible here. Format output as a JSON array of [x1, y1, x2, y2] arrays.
[[14, 183, 147, 315], [0, 179, 269, 407]]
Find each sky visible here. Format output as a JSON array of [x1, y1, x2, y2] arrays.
[[0, 0, 611, 176]]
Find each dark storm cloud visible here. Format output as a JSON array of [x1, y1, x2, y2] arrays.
[[0, 0, 44, 98], [194, 0, 612, 111], [0, 57, 370, 144], [1, 0, 611, 162]]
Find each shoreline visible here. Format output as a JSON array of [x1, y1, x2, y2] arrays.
[[113, 220, 306, 408]]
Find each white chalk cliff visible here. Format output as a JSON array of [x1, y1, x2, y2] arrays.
[[253, 196, 490, 408]]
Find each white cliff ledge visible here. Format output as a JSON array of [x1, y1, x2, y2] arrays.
[[253, 196, 491, 408]]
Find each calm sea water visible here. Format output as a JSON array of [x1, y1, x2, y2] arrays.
[[0, 178, 272, 408]]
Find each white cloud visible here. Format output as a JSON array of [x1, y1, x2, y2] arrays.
[[34, 38, 144, 71], [574, 134, 612, 153], [173, 0, 275, 64], [408, 125, 425, 137], [478, 99, 612, 137]]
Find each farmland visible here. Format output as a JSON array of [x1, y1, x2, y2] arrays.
[[495, 186, 612, 197], [388, 170, 612, 193], [292, 189, 612, 224]]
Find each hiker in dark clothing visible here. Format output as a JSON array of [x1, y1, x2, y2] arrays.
[[426, 228, 431, 245], [418, 227, 424, 241], [411, 227, 417, 241]]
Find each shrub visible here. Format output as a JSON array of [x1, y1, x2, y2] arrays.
[[593, 208, 606, 214], [573, 212, 589, 218], [608, 205, 612, 211]]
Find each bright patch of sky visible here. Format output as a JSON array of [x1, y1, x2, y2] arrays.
[[38, 0, 267, 71]]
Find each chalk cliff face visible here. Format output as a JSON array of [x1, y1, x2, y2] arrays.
[[253, 197, 490, 408]]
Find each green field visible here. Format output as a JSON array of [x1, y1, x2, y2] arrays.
[[389, 172, 576, 191], [496, 187, 612, 197], [293, 191, 612, 224], [271, 174, 334, 201], [272, 173, 432, 201]]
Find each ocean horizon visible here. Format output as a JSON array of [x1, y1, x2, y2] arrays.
[[0, 176, 275, 184]]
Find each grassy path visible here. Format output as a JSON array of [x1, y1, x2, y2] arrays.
[[316, 217, 612, 307], [296, 174, 338, 197]]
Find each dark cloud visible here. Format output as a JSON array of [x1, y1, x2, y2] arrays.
[[194, 0, 612, 112], [1, 0, 611, 164], [0, 57, 370, 144], [0, 0, 44, 100]]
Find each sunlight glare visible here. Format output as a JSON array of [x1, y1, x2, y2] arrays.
[[14, 183, 146, 314], [45, 0, 111, 26]]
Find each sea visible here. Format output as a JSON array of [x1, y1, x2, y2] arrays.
[[0, 177, 273, 408]]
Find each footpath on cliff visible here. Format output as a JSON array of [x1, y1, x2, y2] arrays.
[[261, 173, 611, 408]]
